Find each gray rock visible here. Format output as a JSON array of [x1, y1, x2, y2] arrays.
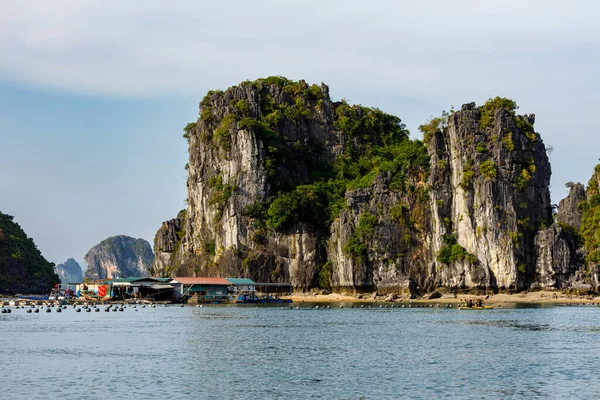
[[557, 183, 586, 229], [54, 258, 83, 283], [84, 236, 153, 280]]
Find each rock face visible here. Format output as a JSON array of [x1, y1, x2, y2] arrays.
[[152, 78, 595, 294], [557, 183, 586, 228], [0, 211, 59, 294], [427, 102, 552, 291], [84, 236, 153, 280], [54, 258, 83, 283], [152, 210, 186, 277], [533, 226, 582, 289]]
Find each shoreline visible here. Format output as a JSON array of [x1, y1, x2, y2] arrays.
[[284, 290, 600, 305]]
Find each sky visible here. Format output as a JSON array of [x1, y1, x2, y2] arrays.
[[0, 0, 598, 270]]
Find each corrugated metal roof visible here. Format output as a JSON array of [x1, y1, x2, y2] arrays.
[[173, 277, 231, 285], [226, 278, 256, 285]]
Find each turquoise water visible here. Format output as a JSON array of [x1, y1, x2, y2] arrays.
[[1, 304, 600, 399]]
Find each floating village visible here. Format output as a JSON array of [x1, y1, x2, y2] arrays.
[[0, 276, 294, 310]]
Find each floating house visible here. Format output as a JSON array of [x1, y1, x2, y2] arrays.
[[111, 277, 174, 300], [171, 277, 231, 303]]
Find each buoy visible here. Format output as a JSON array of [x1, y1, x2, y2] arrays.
[[340, 305, 344, 308], [180, 304, 184, 307], [46, 308, 51, 313], [34, 308, 39, 313], [56, 308, 62, 313], [26, 309, 32, 313], [76, 308, 81, 312], [119, 307, 124, 312], [105, 308, 110, 312], [86, 308, 91, 312], [94, 308, 99, 312]]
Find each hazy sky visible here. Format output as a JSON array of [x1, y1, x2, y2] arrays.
[[1, 0, 598, 268]]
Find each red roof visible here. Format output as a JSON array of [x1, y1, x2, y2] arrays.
[[174, 277, 231, 285]]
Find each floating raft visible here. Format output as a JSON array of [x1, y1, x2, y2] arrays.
[[458, 306, 494, 310]]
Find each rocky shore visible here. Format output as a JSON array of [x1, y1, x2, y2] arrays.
[[287, 290, 600, 305]]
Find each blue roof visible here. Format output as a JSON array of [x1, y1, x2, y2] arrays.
[[226, 278, 256, 285]]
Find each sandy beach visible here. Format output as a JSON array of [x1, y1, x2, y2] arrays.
[[285, 290, 600, 305]]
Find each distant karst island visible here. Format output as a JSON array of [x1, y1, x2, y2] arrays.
[[84, 235, 154, 280]]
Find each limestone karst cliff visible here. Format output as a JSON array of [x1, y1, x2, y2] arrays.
[[532, 165, 600, 292], [0, 211, 59, 294], [152, 77, 598, 294], [54, 258, 83, 283], [85, 235, 153, 280]]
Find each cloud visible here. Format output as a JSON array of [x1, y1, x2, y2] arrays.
[[1, 0, 598, 203], [1, 0, 598, 99]]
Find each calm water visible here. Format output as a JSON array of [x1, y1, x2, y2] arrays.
[[1, 304, 600, 399]]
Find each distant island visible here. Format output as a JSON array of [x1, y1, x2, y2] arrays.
[[54, 258, 83, 283], [84, 235, 154, 280]]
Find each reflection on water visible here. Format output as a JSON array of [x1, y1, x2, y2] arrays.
[[1, 305, 600, 399]]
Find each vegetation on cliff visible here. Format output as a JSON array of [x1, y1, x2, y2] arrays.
[[0, 211, 59, 294], [190, 76, 430, 235], [580, 164, 600, 263]]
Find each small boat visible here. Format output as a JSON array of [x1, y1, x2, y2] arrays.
[[458, 305, 494, 310]]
